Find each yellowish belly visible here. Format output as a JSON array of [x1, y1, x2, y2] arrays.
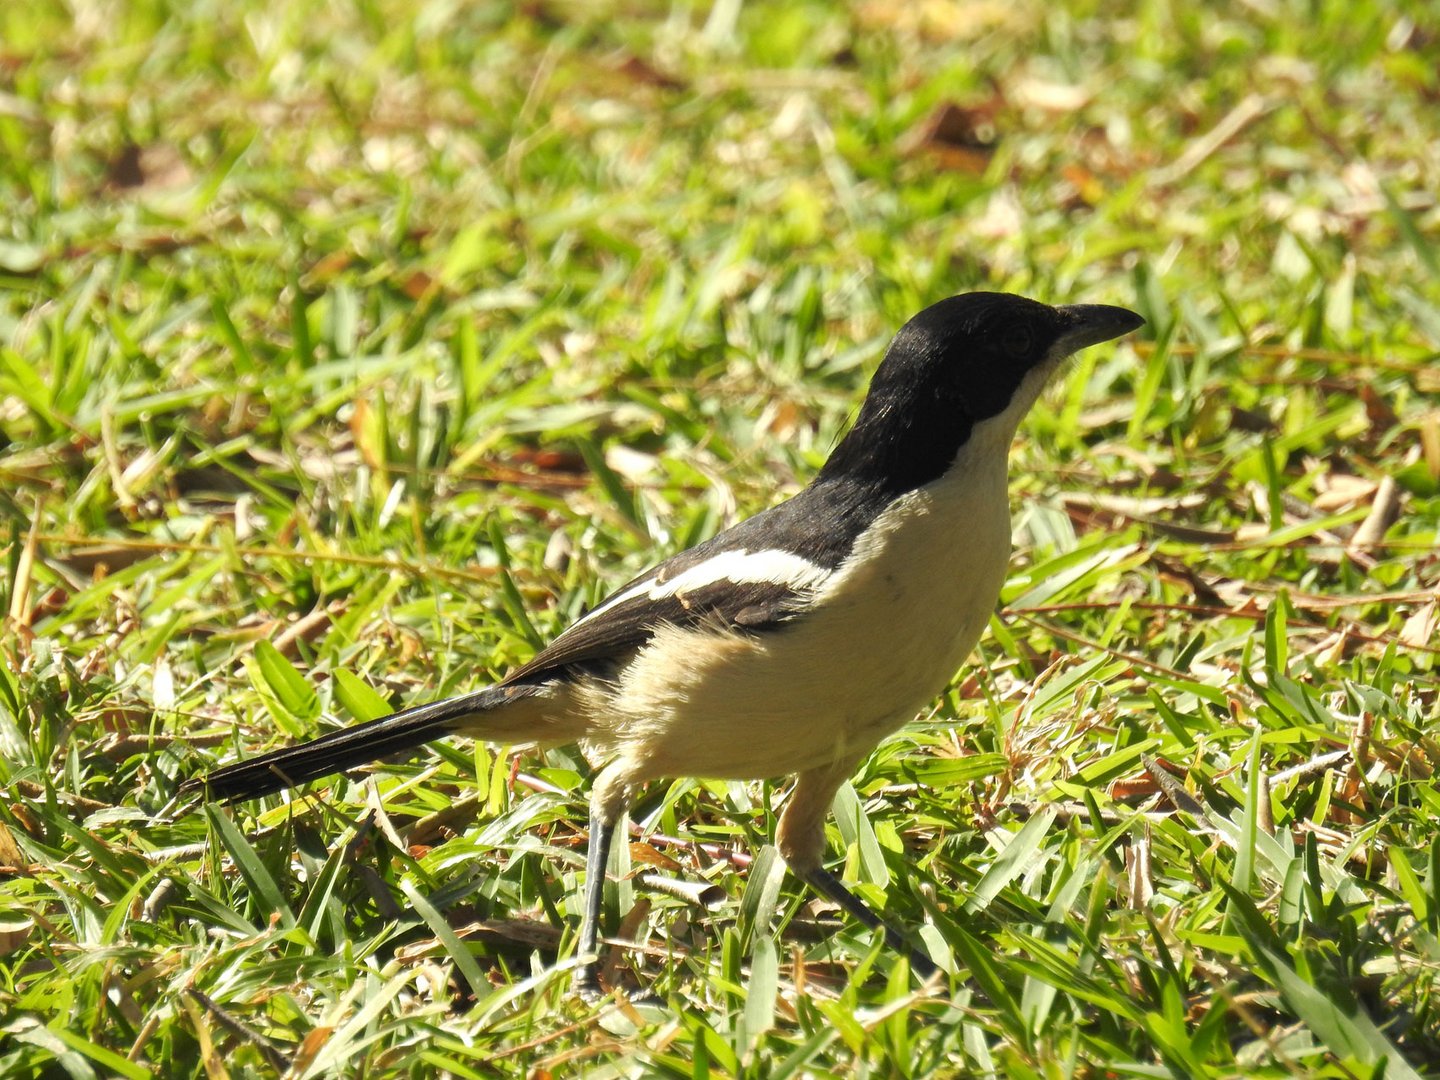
[[588, 464, 1014, 781]]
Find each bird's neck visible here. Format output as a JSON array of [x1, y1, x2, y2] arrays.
[[819, 362, 1054, 498], [818, 383, 974, 497]]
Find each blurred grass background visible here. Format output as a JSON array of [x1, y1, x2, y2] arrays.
[[2, 0, 1438, 1075]]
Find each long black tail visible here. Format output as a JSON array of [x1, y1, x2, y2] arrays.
[[183, 684, 537, 803]]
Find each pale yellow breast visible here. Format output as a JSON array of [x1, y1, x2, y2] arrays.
[[589, 440, 1015, 782]]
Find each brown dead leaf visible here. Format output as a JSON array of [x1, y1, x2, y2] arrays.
[[104, 142, 193, 194], [758, 398, 803, 441], [899, 101, 998, 174], [954, 673, 984, 699], [509, 447, 587, 472], [273, 605, 336, 656], [393, 626, 424, 665], [1109, 756, 1185, 801], [1359, 384, 1399, 430], [614, 53, 685, 91], [107, 144, 145, 188], [291, 1026, 336, 1076], [1333, 711, 1376, 826], [1309, 629, 1354, 668], [1400, 601, 1438, 649], [306, 250, 354, 286], [628, 840, 682, 872], [1060, 163, 1104, 207], [1219, 591, 1264, 619], [350, 397, 383, 470], [605, 898, 654, 998], [518, 1, 564, 29], [1109, 774, 1160, 800], [399, 269, 434, 300], [0, 818, 26, 871]]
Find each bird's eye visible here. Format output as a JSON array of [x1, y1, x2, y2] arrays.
[[1001, 325, 1033, 357]]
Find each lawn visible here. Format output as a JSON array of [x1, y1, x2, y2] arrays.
[[2, 0, 1438, 1076]]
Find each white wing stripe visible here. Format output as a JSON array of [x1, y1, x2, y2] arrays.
[[570, 548, 832, 629]]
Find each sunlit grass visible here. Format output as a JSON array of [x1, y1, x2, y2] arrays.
[[2, 0, 1438, 1075]]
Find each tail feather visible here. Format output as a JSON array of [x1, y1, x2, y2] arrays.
[[184, 684, 536, 803]]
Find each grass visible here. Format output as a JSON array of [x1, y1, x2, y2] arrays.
[[2, 0, 1439, 1075]]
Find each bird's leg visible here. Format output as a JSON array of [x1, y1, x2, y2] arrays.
[[573, 762, 630, 1000], [778, 761, 940, 981], [572, 802, 616, 1000], [790, 862, 939, 979]]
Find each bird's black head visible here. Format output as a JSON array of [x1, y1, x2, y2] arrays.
[[820, 292, 1143, 494]]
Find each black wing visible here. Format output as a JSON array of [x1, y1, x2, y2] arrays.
[[500, 575, 806, 685], [499, 476, 891, 687]]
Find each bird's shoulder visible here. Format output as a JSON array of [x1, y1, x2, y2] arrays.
[[500, 476, 896, 686]]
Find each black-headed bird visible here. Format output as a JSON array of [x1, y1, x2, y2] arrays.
[[185, 292, 1144, 997]]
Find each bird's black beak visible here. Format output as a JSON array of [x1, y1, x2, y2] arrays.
[[1053, 304, 1146, 353]]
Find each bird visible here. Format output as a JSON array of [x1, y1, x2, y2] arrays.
[[184, 291, 1144, 998]]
